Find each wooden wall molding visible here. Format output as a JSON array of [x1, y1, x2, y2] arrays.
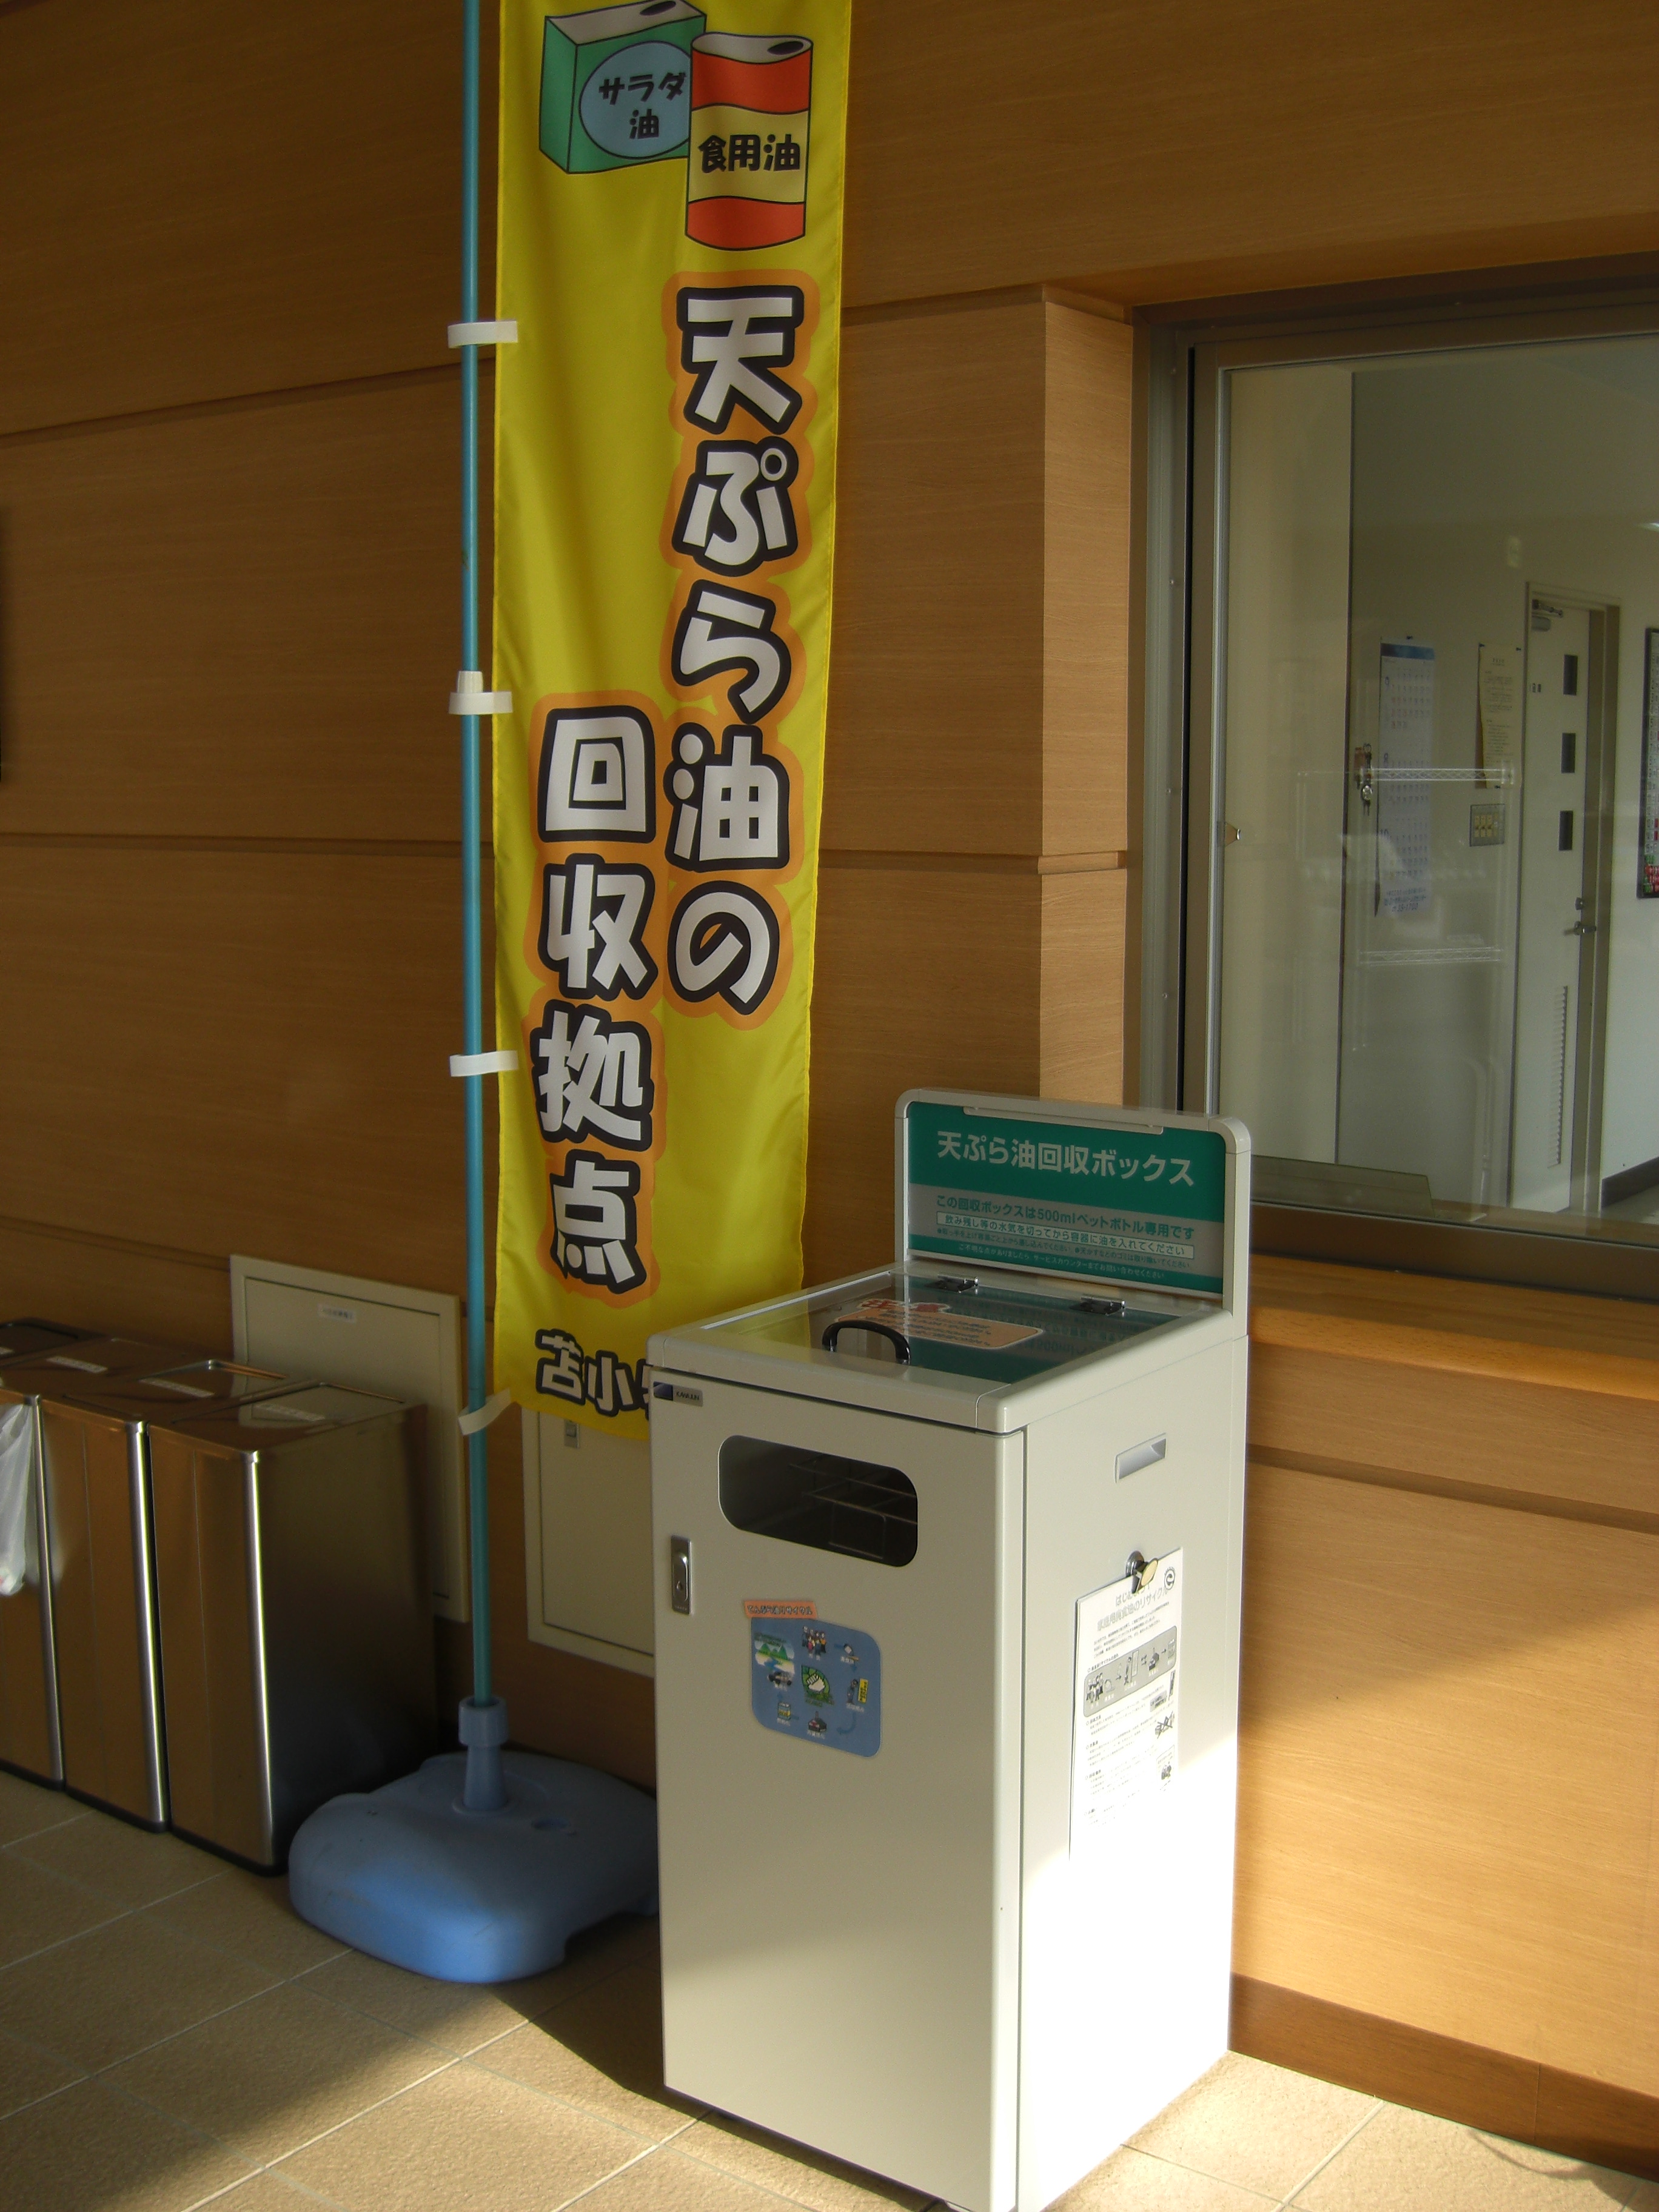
[[1249, 1338, 1659, 1523], [842, 284, 1050, 329], [0, 835, 470, 859], [0, 1224, 238, 1356], [0, 360, 470, 456], [1233, 1976, 1659, 2182], [1252, 1296, 1659, 1404], [1136, 248, 1659, 333], [0, 1212, 227, 1278], [1249, 1442, 1659, 1540], [820, 848, 1128, 875], [842, 283, 1130, 330], [1252, 1251, 1659, 1361], [842, 2, 1659, 311], [1249, 1256, 1659, 1524]]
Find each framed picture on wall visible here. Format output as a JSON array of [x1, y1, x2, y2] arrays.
[[1643, 628, 1659, 897]]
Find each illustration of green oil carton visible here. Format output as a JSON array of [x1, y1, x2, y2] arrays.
[[540, 1, 706, 172]]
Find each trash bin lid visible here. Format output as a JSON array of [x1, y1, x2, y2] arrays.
[[0, 1336, 196, 1403], [147, 1380, 411, 1443], [0, 1320, 95, 1366], [60, 1359, 297, 1422]]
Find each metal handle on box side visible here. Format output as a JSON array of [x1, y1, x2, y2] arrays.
[[821, 1319, 911, 1364]]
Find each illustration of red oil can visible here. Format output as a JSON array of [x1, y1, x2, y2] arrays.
[[686, 33, 810, 248]]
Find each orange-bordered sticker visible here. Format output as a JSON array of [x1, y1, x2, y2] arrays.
[[743, 1597, 817, 1619]]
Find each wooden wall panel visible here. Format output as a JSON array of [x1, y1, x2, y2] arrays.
[[822, 301, 1045, 857], [805, 857, 1130, 1277], [1254, 1252, 1659, 1363], [842, 1, 1659, 309], [1250, 1341, 1659, 1523], [823, 297, 1131, 866], [0, 379, 466, 841], [12, 0, 1646, 431], [1233, 1460, 1659, 2097], [1231, 1977, 1659, 2180], [1039, 867, 1125, 1104], [0, 845, 472, 1294], [0, 1217, 233, 1353], [803, 857, 1044, 1281], [0, 0, 477, 432], [1042, 306, 1132, 857]]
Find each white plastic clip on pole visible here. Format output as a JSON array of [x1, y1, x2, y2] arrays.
[[449, 669, 513, 716], [457, 1389, 514, 1438], [447, 320, 518, 347], [449, 1050, 519, 1078]]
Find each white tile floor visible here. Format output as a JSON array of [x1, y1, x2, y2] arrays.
[[0, 1769, 1651, 2212]]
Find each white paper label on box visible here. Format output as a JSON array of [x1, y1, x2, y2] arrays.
[[841, 1299, 1041, 1351], [1070, 1549, 1182, 1851]]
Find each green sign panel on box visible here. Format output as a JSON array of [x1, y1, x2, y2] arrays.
[[905, 1102, 1227, 1296]]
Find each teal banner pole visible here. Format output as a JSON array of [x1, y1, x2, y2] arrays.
[[458, 0, 494, 1717]]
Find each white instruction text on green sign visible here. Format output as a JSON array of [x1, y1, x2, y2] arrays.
[[905, 1103, 1227, 1295]]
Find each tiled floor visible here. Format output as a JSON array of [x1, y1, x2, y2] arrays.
[[0, 1769, 1650, 2212]]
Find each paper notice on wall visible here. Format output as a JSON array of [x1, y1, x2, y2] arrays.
[[1378, 640, 1434, 916], [1477, 643, 1521, 779], [1070, 1550, 1182, 1852]]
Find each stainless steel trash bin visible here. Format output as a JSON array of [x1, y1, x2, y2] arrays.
[[145, 1381, 437, 1869], [49, 1359, 295, 1826], [0, 1334, 191, 1812], [0, 1321, 97, 1784]]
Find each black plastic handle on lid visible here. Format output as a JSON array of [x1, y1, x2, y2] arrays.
[[820, 1318, 911, 1364]]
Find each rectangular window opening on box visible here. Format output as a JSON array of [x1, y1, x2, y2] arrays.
[[719, 1438, 918, 1567]]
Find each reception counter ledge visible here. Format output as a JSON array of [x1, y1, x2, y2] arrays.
[[1235, 1255, 1659, 2179]]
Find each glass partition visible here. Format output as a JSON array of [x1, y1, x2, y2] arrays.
[[1207, 329, 1659, 1261]]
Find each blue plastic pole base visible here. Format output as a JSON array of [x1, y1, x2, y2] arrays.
[[459, 1693, 509, 1811], [287, 1746, 658, 1983]]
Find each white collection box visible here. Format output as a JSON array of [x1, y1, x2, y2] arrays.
[[648, 1091, 1250, 2212]]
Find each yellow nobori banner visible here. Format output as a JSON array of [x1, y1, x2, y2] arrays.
[[492, 0, 849, 1438]]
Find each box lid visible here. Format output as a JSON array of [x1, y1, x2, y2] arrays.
[[648, 1093, 1250, 1429], [896, 1091, 1248, 1309]]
